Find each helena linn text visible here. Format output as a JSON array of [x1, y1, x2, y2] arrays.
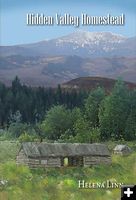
[[26, 13, 125, 27], [78, 180, 124, 189]]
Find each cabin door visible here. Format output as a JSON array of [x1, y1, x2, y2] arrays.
[[61, 157, 83, 167]]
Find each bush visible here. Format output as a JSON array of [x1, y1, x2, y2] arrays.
[[0, 129, 12, 140], [8, 123, 29, 138], [18, 132, 36, 142]]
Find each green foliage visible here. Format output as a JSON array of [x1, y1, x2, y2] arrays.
[[18, 132, 36, 142], [41, 105, 74, 140], [85, 87, 105, 127], [8, 123, 33, 138], [90, 128, 101, 143], [9, 110, 22, 124], [0, 141, 19, 162], [0, 77, 87, 126], [124, 90, 136, 140], [8, 123, 25, 138], [1, 78, 136, 142], [0, 129, 12, 140], [74, 116, 92, 143], [74, 119, 100, 143], [99, 80, 132, 140]]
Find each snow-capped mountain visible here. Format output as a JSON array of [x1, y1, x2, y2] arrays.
[[52, 31, 127, 56], [55, 31, 126, 47], [0, 31, 135, 57]]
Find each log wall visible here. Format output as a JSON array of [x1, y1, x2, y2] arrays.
[[16, 149, 61, 168], [16, 149, 29, 166], [16, 149, 111, 168], [83, 156, 111, 167]]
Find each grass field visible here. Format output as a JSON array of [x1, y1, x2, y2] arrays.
[[0, 141, 136, 200]]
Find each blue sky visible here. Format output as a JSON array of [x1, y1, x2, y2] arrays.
[[0, 0, 136, 45]]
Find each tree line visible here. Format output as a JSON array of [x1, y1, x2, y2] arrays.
[[0, 77, 136, 141], [0, 76, 87, 126]]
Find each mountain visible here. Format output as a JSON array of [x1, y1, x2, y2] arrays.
[[0, 31, 135, 87], [0, 31, 136, 58], [62, 77, 136, 92], [0, 55, 135, 87]]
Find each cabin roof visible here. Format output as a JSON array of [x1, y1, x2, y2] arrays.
[[20, 142, 110, 158]]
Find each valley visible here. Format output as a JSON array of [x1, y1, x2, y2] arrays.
[[0, 55, 135, 87]]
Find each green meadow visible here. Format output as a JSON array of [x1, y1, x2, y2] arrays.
[[0, 141, 136, 200]]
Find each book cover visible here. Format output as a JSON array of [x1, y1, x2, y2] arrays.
[[0, 0, 136, 200]]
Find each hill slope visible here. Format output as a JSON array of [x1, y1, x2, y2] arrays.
[[0, 55, 135, 87], [62, 77, 136, 92]]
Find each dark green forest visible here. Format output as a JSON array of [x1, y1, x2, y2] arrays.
[[0, 77, 136, 142], [0, 77, 87, 125]]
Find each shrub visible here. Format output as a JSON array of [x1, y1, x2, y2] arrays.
[[18, 132, 36, 142]]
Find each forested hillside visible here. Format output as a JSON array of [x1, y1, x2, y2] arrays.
[[0, 77, 135, 142], [0, 76, 87, 125]]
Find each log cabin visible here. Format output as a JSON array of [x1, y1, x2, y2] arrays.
[[16, 142, 111, 168]]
